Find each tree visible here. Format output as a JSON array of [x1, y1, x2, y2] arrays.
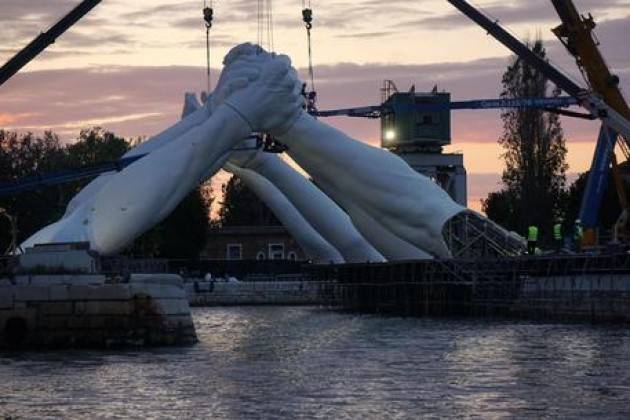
[[483, 39, 568, 241], [129, 188, 211, 258], [0, 130, 69, 248], [563, 163, 630, 232], [0, 128, 212, 257], [217, 175, 280, 227]]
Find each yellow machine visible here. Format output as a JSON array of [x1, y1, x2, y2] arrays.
[[551, 0, 630, 244]]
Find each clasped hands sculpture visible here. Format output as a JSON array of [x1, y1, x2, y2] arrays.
[[22, 43, 471, 262]]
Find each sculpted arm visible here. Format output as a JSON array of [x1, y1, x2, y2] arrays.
[[224, 163, 344, 263], [279, 113, 464, 258], [228, 146, 385, 262]]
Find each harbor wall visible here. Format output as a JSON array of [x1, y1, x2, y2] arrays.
[[0, 274, 197, 349], [514, 274, 630, 322], [308, 254, 630, 322], [185, 278, 340, 306]]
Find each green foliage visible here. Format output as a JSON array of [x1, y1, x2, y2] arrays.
[[563, 165, 629, 231], [483, 39, 568, 241], [129, 188, 210, 258], [0, 128, 211, 257], [218, 175, 280, 227], [0, 130, 72, 247]]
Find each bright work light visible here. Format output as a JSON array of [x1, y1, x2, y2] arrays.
[[384, 130, 396, 141]]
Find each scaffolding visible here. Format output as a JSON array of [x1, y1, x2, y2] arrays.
[[443, 210, 526, 258]]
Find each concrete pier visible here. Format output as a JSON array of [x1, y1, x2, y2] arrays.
[[0, 273, 197, 349], [0, 243, 198, 350]]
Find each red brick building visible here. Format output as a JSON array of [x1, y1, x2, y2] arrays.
[[201, 226, 307, 261]]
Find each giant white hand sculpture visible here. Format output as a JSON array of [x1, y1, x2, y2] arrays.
[[182, 85, 348, 264], [217, 47, 468, 258], [21, 45, 302, 255], [227, 143, 385, 262], [280, 113, 463, 258]]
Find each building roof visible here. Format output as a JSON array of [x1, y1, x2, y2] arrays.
[[208, 226, 290, 236]]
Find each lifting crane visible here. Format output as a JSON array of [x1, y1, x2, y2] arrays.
[[550, 0, 630, 243], [445, 0, 630, 246], [0, 0, 102, 87]]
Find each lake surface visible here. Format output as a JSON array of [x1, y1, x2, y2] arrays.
[[2, 306, 630, 419]]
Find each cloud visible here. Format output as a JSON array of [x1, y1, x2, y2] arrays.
[[402, 0, 630, 31], [0, 0, 135, 60]]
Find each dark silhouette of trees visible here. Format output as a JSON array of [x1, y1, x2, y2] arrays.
[[483, 39, 568, 241], [0, 128, 211, 257], [217, 175, 280, 227]]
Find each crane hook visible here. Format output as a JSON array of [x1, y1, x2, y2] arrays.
[[203, 6, 214, 29], [302, 8, 313, 30]]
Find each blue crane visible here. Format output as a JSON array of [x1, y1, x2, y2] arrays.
[[313, 96, 582, 119], [446, 0, 630, 244]]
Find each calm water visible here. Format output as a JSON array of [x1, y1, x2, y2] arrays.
[[2, 307, 630, 419]]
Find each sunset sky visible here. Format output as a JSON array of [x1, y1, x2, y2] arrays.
[[0, 0, 629, 211]]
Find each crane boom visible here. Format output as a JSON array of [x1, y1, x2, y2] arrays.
[[314, 96, 579, 118], [551, 0, 630, 124], [446, 0, 583, 97], [0, 0, 102, 87], [550, 0, 630, 243]]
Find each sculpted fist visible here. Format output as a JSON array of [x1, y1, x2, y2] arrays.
[[213, 43, 304, 136]]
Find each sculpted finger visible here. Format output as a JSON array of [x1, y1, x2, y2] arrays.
[[223, 43, 260, 66]]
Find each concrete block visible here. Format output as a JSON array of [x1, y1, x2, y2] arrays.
[[0, 287, 14, 309], [30, 275, 105, 286], [131, 283, 186, 300], [151, 298, 191, 315], [67, 284, 129, 301], [49, 285, 70, 301], [83, 301, 133, 316], [130, 274, 183, 287], [14, 286, 50, 302], [88, 285, 131, 301], [40, 302, 74, 315]]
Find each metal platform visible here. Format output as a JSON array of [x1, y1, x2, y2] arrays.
[[443, 211, 527, 258]]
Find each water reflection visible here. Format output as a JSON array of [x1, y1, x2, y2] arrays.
[[1, 308, 630, 419]]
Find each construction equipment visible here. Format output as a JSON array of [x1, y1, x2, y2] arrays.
[[203, 1, 214, 93], [0, 0, 102, 87], [446, 0, 630, 246], [301, 1, 317, 113], [550, 0, 630, 243], [0, 154, 146, 198]]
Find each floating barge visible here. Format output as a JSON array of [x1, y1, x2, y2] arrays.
[[309, 253, 630, 322]]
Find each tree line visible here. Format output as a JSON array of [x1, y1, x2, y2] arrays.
[[0, 128, 210, 258], [482, 39, 628, 245]]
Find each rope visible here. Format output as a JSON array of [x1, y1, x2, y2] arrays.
[[302, 2, 316, 112], [203, 0, 214, 93], [256, 0, 275, 52]]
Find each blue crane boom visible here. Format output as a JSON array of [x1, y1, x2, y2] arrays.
[[314, 96, 579, 118], [447, 0, 630, 243], [0, 154, 145, 198]]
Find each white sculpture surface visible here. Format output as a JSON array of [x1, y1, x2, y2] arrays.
[[224, 162, 344, 263], [21, 48, 303, 255], [227, 143, 385, 262], [214, 45, 461, 258], [21, 42, 486, 261]]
